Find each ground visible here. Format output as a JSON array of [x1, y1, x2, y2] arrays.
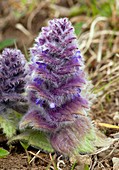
[[0, 0, 119, 169]]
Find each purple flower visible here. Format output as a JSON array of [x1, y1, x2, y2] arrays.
[[20, 18, 96, 155], [0, 48, 27, 109]]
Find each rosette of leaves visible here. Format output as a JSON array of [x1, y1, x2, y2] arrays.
[[19, 18, 97, 156], [0, 48, 28, 138]]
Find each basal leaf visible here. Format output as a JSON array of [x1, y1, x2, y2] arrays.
[[0, 110, 22, 138], [8, 129, 54, 153], [0, 148, 9, 158]]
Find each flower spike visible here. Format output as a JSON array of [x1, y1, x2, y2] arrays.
[[20, 18, 97, 156], [0, 48, 27, 110]]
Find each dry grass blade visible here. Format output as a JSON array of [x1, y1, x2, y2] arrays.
[[28, 150, 49, 164], [49, 153, 58, 170], [97, 123, 119, 129]]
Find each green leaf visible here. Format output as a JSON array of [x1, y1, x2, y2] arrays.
[[71, 161, 77, 170], [0, 39, 16, 50], [0, 110, 22, 138], [0, 148, 9, 158], [21, 0, 27, 4], [20, 141, 29, 151], [84, 164, 89, 170], [8, 129, 54, 153], [74, 22, 84, 36]]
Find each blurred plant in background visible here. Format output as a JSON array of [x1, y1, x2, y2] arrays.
[[8, 0, 39, 19], [0, 48, 28, 138]]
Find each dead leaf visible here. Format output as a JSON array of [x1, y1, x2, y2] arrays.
[[70, 154, 91, 165], [112, 157, 119, 170]]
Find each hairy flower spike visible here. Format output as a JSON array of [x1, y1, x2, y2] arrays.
[[29, 18, 87, 109], [0, 48, 27, 108], [20, 18, 97, 156]]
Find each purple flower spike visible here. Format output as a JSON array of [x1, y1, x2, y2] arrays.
[[20, 18, 96, 156], [0, 48, 27, 107], [27, 18, 88, 110]]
